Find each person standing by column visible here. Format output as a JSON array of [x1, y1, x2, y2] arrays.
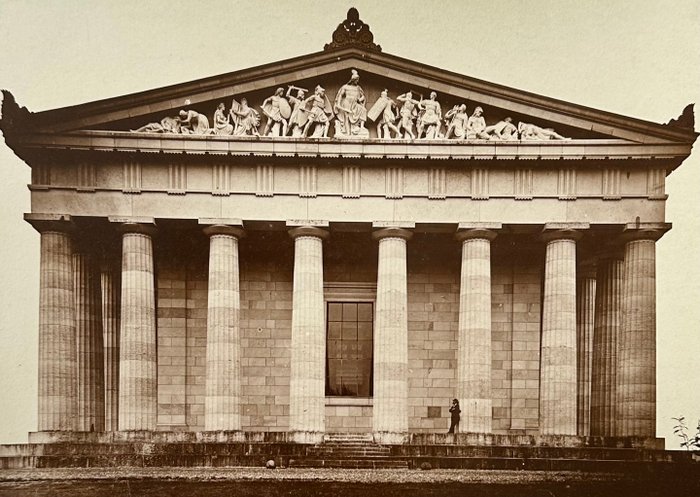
[[448, 399, 461, 434]]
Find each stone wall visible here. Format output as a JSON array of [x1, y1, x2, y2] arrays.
[[405, 234, 460, 432], [491, 251, 543, 434], [154, 230, 543, 434], [238, 231, 294, 432], [155, 232, 208, 430], [155, 265, 187, 430]]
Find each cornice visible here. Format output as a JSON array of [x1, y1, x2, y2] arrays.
[[7, 131, 693, 165]]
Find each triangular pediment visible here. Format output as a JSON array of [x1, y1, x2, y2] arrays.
[[2, 9, 696, 156]]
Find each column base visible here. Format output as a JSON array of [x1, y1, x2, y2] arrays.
[[373, 431, 409, 444], [290, 431, 324, 444]]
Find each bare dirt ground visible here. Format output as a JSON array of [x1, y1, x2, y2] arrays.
[[0, 467, 697, 497]]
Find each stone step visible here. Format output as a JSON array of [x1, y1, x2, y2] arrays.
[[316, 440, 380, 447], [408, 456, 695, 472], [3, 452, 698, 473], [310, 448, 390, 454], [0, 456, 36, 469], [308, 452, 392, 458], [0, 442, 308, 458], [16, 454, 273, 468], [317, 443, 386, 448], [289, 458, 409, 469], [2, 442, 696, 471], [323, 433, 373, 442], [0, 442, 685, 461], [308, 448, 391, 456]]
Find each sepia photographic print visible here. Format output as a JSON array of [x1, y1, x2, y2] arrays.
[[0, 1, 699, 495]]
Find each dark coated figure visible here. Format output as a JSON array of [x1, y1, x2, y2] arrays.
[[448, 398, 461, 434]]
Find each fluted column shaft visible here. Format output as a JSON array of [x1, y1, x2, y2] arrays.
[[618, 230, 660, 437], [117, 223, 157, 431], [372, 228, 412, 441], [74, 252, 105, 432], [203, 225, 245, 431], [456, 228, 497, 433], [539, 228, 582, 435], [101, 260, 121, 431], [590, 257, 623, 437], [289, 226, 328, 439], [37, 228, 78, 431], [576, 271, 596, 436]]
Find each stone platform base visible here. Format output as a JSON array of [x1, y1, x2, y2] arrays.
[[23, 431, 665, 449], [0, 431, 689, 471]]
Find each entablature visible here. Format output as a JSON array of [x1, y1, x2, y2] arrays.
[[25, 147, 671, 211]]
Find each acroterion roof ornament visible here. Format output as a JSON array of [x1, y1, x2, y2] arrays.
[[324, 8, 381, 52]]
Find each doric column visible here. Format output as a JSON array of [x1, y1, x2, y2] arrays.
[[590, 252, 624, 437], [111, 218, 157, 431], [100, 256, 121, 432], [26, 214, 78, 431], [455, 223, 500, 433], [73, 250, 105, 432], [539, 223, 588, 435], [288, 224, 329, 442], [372, 226, 412, 443], [201, 221, 245, 432], [617, 223, 668, 437], [576, 264, 596, 437]]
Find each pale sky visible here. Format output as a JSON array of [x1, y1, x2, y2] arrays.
[[0, 0, 698, 447]]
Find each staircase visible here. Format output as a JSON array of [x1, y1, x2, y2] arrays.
[[289, 433, 408, 469]]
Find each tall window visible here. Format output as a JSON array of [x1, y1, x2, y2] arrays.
[[326, 302, 373, 397]]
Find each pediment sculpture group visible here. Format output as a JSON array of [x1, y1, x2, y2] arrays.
[[132, 70, 569, 141]]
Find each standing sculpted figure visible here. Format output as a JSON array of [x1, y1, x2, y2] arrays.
[[368, 89, 401, 139], [466, 106, 489, 139], [261, 87, 291, 137], [518, 122, 570, 140], [417, 91, 442, 139], [178, 109, 211, 135], [301, 85, 333, 138], [483, 117, 518, 140], [444, 104, 469, 139], [286, 86, 308, 137], [395, 91, 420, 139], [213, 103, 233, 135], [230, 98, 261, 136], [334, 69, 368, 138]]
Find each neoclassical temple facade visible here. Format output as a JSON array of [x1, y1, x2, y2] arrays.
[[2, 10, 697, 446]]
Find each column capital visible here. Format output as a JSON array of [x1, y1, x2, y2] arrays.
[[108, 216, 157, 236], [621, 222, 671, 243], [288, 225, 330, 240], [202, 224, 246, 239], [372, 227, 413, 241], [541, 222, 589, 243], [456, 222, 500, 242], [24, 213, 74, 234]]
